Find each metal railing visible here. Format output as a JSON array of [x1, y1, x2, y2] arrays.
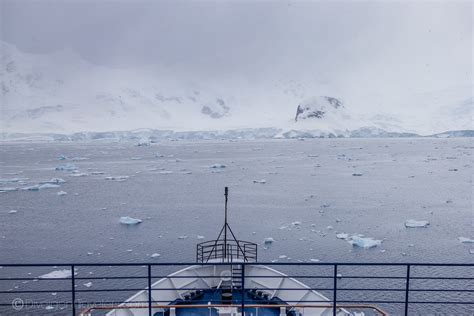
[[196, 239, 258, 263], [0, 262, 472, 315]]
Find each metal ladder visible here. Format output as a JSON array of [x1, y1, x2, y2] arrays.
[[231, 264, 243, 289]]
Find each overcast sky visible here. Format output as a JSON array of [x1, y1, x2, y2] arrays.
[[1, 0, 472, 102]]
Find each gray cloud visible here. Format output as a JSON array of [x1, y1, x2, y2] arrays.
[[1, 0, 472, 102]]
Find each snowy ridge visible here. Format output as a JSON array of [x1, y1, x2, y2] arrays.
[[1, 41, 472, 137], [2, 128, 472, 142]]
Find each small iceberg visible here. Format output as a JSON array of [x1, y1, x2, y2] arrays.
[[57, 191, 67, 196], [8, 210, 18, 214], [253, 179, 266, 184], [39, 183, 60, 189], [83, 282, 93, 288], [22, 185, 40, 191], [264, 237, 275, 244], [151, 253, 161, 258], [405, 220, 430, 228], [41, 178, 66, 184], [55, 164, 76, 171], [336, 233, 349, 240], [119, 216, 142, 225], [458, 237, 474, 243], [210, 164, 226, 169], [105, 176, 129, 181], [349, 236, 382, 248], [309, 258, 320, 262], [178, 235, 188, 239]]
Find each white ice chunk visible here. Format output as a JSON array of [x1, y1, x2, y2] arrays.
[[309, 259, 320, 262], [55, 164, 76, 171], [22, 185, 40, 191], [458, 237, 474, 243], [210, 164, 226, 169], [349, 236, 382, 248], [83, 282, 92, 288], [336, 233, 349, 240], [38, 183, 60, 189], [197, 235, 205, 239], [57, 191, 67, 196], [41, 178, 66, 184], [405, 220, 430, 228], [105, 176, 129, 181], [151, 253, 161, 258], [264, 237, 275, 244], [253, 179, 266, 184], [119, 216, 142, 225], [8, 210, 18, 214], [178, 235, 188, 239]]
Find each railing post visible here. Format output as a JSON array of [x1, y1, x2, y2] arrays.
[[148, 264, 152, 316], [404, 264, 411, 316], [71, 264, 75, 315], [241, 263, 245, 316], [333, 264, 337, 316]]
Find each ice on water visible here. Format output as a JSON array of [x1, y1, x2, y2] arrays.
[[119, 216, 142, 225]]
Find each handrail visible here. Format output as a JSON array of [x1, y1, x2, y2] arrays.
[[196, 239, 257, 263], [79, 303, 389, 316], [0, 262, 472, 315]]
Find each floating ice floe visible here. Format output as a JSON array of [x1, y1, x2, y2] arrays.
[[291, 221, 301, 227], [39, 269, 72, 279], [264, 237, 275, 244], [38, 183, 60, 189], [159, 171, 173, 174], [41, 178, 66, 184], [83, 282, 93, 288], [336, 233, 349, 240], [8, 210, 18, 214], [119, 216, 142, 225], [197, 235, 205, 240], [349, 236, 382, 248], [405, 220, 430, 228], [57, 191, 67, 196], [210, 164, 226, 169], [22, 185, 40, 191], [70, 172, 87, 177], [58, 155, 66, 160], [309, 259, 320, 262], [178, 235, 188, 239], [458, 237, 474, 243], [55, 164, 76, 171], [45, 306, 55, 311], [0, 177, 29, 183], [151, 253, 161, 258], [278, 255, 287, 259], [253, 179, 266, 184], [105, 176, 129, 181], [0, 187, 18, 192]]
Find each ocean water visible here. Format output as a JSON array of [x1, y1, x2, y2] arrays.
[[0, 138, 472, 315]]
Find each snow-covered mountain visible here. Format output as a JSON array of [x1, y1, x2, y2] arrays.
[[1, 41, 472, 138]]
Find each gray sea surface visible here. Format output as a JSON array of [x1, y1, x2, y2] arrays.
[[0, 138, 472, 315]]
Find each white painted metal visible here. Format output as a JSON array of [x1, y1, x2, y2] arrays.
[[107, 265, 349, 316]]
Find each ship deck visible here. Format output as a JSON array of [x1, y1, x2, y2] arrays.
[[162, 289, 284, 316]]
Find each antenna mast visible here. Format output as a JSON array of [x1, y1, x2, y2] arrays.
[[224, 186, 228, 258]]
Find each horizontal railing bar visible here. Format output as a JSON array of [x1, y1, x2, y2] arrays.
[[1, 262, 472, 267], [2, 275, 472, 281]]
